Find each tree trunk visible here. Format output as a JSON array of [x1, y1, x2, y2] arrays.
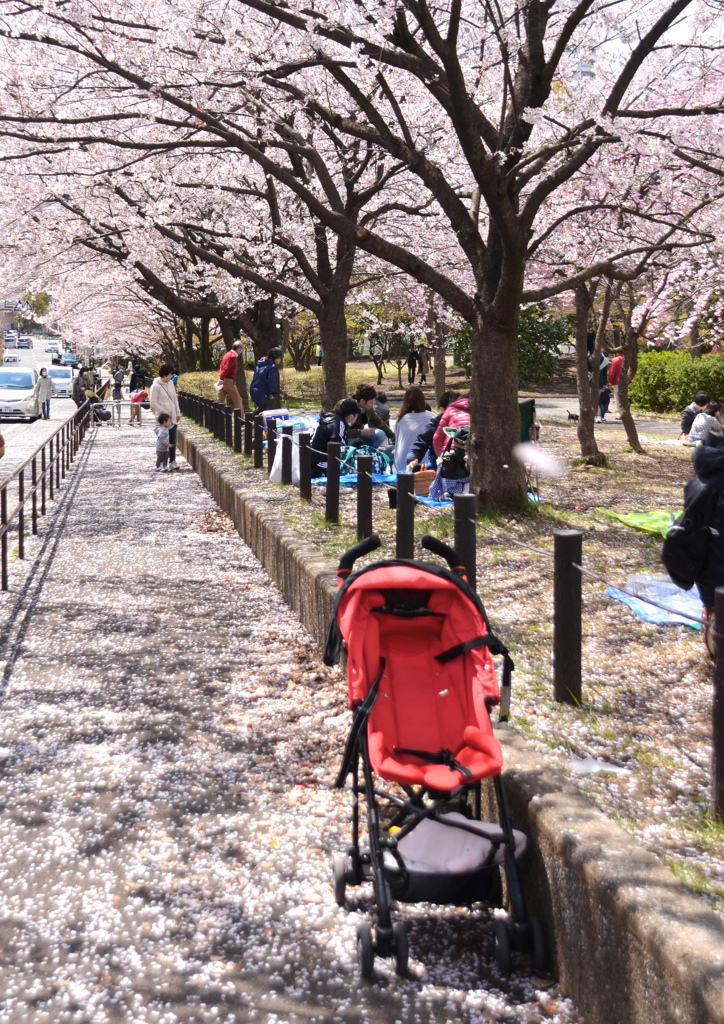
[[690, 317, 703, 359], [617, 329, 643, 453], [468, 311, 526, 511], [434, 337, 447, 405], [184, 319, 196, 371], [574, 284, 605, 464], [199, 317, 213, 371], [317, 295, 348, 410]]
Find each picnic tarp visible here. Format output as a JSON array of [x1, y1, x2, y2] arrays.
[[598, 508, 679, 538], [607, 580, 702, 630]]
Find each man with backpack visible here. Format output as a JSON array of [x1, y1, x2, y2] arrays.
[[249, 347, 282, 411]]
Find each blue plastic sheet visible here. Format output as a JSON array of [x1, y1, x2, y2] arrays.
[[607, 585, 702, 630], [311, 472, 397, 487]]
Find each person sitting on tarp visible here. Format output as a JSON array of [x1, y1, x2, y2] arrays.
[[680, 391, 711, 440], [405, 391, 460, 472], [310, 399, 360, 478], [336, 384, 394, 451], [690, 402, 724, 445]]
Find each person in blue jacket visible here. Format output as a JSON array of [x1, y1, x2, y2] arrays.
[[249, 347, 283, 410]]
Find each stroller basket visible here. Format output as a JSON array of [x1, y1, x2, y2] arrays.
[[326, 533, 545, 980]]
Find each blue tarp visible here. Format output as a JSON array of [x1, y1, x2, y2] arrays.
[[607, 584, 703, 630]]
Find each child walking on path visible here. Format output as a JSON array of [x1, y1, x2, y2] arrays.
[[155, 412, 171, 472]]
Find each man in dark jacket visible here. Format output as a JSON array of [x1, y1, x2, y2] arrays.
[[680, 391, 711, 439], [250, 347, 282, 410], [336, 384, 394, 448], [310, 399, 360, 477], [682, 432, 724, 611], [404, 391, 460, 470]]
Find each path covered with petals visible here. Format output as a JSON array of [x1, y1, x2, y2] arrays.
[[0, 423, 581, 1024]]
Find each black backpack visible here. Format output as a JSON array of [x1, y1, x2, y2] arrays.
[[662, 485, 719, 590]]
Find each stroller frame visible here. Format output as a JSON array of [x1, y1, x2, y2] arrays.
[[325, 533, 545, 979]]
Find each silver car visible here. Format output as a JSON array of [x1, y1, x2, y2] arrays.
[[0, 368, 39, 421], [46, 365, 73, 398]]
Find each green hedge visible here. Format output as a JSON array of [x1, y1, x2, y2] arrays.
[[628, 352, 724, 412]]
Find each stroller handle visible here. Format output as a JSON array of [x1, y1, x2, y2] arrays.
[[337, 533, 382, 577], [420, 535, 466, 576]]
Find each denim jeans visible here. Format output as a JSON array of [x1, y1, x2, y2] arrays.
[[168, 424, 178, 464], [42, 399, 50, 419], [349, 428, 386, 450]]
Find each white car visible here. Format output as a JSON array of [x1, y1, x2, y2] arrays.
[[45, 339, 60, 353], [0, 368, 39, 420], [46, 365, 73, 398], [2, 354, 20, 364]]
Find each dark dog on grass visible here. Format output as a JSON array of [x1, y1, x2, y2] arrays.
[[567, 410, 579, 422]]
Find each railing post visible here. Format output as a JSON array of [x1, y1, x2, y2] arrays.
[[299, 432, 311, 501], [395, 472, 415, 559], [713, 587, 724, 816], [31, 457, 37, 536], [356, 454, 373, 540], [225, 408, 233, 447], [18, 469, 24, 560], [56, 432, 60, 489], [41, 446, 46, 516], [244, 412, 253, 456], [553, 529, 583, 705], [253, 414, 264, 469], [453, 493, 478, 591], [49, 438, 54, 500], [267, 420, 277, 476], [281, 425, 293, 485], [326, 441, 340, 524], [234, 409, 242, 453], [0, 486, 6, 591]]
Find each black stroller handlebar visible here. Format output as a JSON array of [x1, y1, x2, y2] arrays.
[[337, 533, 382, 575], [420, 535, 466, 575]]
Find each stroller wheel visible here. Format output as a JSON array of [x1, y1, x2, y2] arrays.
[[393, 920, 409, 978], [493, 918, 511, 974], [357, 922, 375, 981], [529, 917, 547, 972], [332, 854, 347, 907]]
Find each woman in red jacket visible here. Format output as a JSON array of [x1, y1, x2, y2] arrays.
[[432, 396, 470, 456]]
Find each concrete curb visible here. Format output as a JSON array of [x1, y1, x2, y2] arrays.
[[179, 422, 724, 1024]]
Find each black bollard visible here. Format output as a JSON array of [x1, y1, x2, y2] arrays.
[[253, 414, 264, 469], [299, 432, 311, 501], [281, 425, 293, 485], [454, 493, 478, 591], [234, 409, 242, 453], [356, 454, 373, 540], [553, 530, 583, 705], [326, 441, 340, 523], [244, 412, 254, 456], [713, 588, 724, 816], [267, 419, 277, 476], [395, 472, 415, 559]]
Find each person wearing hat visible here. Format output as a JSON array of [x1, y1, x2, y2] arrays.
[[250, 347, 283, 411]]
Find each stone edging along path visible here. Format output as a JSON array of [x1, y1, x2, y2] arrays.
[[179, 422, 724, 1024]]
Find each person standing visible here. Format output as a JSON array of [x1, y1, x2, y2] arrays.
[[216, 341, 244, 411], [149, 364, 181, 471], [417, 345, 430, 385], [608, 352, 623, 413], [316, 343, 323, 366], [37, 368, 56, 420], [406, 345, 417, 385], [249, 347, 282, 411], [128, 365, 145, 425]]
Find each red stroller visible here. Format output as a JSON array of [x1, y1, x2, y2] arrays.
[[324, 534, 544, 979]]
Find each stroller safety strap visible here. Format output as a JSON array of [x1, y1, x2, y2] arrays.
[[435, 633, 515, 695], [392, 747, 474, 778], [334, 659, 386, 789]]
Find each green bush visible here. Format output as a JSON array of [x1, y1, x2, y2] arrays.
[[450, 305, 568, 385], [628, 352, 724, 412]]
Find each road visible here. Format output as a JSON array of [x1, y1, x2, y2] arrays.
[[0, 345, 81, 482]]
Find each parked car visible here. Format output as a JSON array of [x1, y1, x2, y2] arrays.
[[0, 368, 39, 421], [2, 354, 21, 364], [60, 353, 78, 368], [45, 339, 60, 353], [46, 366, 73, 398], [17, 336, 31, 349]]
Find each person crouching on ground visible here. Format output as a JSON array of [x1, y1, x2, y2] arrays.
[[37, 368, 56, 420], [155, 413, 171, 472], [340, 384, 394, 451], [249, 347, 282, 411], [216, 340, 245, 412], [310, 399, 360, 478], [149, 364, 181, 470]]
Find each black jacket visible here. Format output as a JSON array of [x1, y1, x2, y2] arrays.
[[408, 412, 443, 465], [686, 433, 724, 607], [310, 411, 346, 476]]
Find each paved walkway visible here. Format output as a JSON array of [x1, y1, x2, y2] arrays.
[[0, 423, 581, 1024]]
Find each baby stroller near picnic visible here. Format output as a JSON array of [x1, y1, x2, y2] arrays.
[[324, 533, 544, 980]]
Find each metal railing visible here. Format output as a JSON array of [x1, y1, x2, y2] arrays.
[[0, 400, 95, 590]]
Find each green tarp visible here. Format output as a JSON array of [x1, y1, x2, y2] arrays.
[[598, 508, 680, 538]]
